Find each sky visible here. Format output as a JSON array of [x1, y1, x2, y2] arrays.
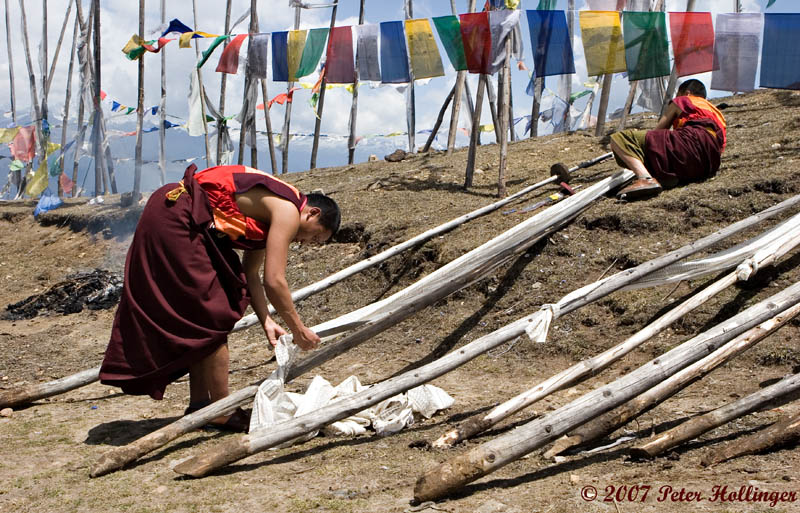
[[0, 0, 796, 195]]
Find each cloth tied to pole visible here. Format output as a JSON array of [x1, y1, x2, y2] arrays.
[[525, 304, 559, 343]]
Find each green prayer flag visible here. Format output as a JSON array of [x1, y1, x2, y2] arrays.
[[432, 16, 467, 71], [767, 0, 777, 7], [536, 0, 557, 9], [296, 28, 329, 79], [198, 35, 231, 69], [623, 11, 670, 81], [125, 107, 135, 115], [9, 159, 24, 172]]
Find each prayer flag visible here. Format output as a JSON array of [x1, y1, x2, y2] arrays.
[[459, 12, 491, 74], [711, 13, 763, 93], [179, 31, 219, 49], [760, 13, 800, 90], [198, 35, 231, 69], [432, 16, 467, 71], [216, 34, 247, 74], [536, 0, 557, 8], [355, 24, 381, 81], [59, 172, 73, 196], [405, 19, 444, 80], [325, 26, 355, 84], [622, 11, 670, 81], [0, 127, 19, 143], [161, 18, 193, 37], [579, 11, 626, 77], [526, 10, 575, 77], [488, 10, 521, 75], [380, 21, 411, 83], [272, 31, 289, 82], [669, 12, 714, 77], [25, 160, 48, 197], [296, 28, 329, 78], [248, 34, 269, 78], [9, 126, 35, 162], [288, 30, 308, 82]]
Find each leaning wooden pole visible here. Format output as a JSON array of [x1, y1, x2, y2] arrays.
[[421, 85, 455, 153], [413, 281, 800, 502], [45, 0, 74, 100], [4, 0, 17, 125], [260, 79, 277, 173], [158, 0, 167, 185], [702, 410, 800, 467], [405, 0, 416, 154], [71, 0, 90, 197], [248, 1, 258, 168], [631, 371, 800, 460], [40, 0, 48, 123], [58, 13, 80, 197], [346, 0, 366, 165], [281, 5, 301, 173], [91, 0, 105, 195], [547, 299, 800, 458], [464, 74, 486, 188], [309, 4, 336, 170], [133, 0, 145, 197], [496, 38, 511, 198], [215, 0, 232, 166], [17, 0, 47, 194], [192, 0, 211, 168]]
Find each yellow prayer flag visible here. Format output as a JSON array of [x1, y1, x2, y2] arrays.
[[479, 124, 495, 132], [122, 34, 142, 55], [46, 142, 61, 156], [179, 31, 219, 49], [287, 30, 308, 82], [25, 160, 49, 197], [579, 11, 627, 77], [405, 19, 445, 80], [0, 127, 20, 143]]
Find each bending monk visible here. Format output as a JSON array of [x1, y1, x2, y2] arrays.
[[99, 164, 340, 432], [611, 79, 727, 201]]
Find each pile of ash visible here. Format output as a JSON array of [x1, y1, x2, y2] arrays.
[[4, 269, 123, 320]]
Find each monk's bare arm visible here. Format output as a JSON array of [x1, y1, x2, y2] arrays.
[[242, 249, 286, 346], [655, 102, 682, 130]]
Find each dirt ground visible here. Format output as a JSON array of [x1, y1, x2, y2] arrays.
[[2, 88, 800, 512]]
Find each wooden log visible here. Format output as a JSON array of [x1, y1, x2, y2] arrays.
[[4, 0, 17, 125], [133, 0, 145, 197], [421, 85, 455, 154], [95, 172, 632, 477], [58, 13, 79, 197], [346, 0, 366, 165], [413, 281, 800, 502], [702, 410, 800, 467], [547, 299, 800, 458], [496, 38, 510, 198], [464, 74, 486, 189], [631, 371, 800, 459], [0, 366, 101, 409]]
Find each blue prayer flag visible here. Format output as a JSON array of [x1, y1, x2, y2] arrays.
[[526, 10, 575, 77], [272, 32, 289, 82], [380, 21, 411, 83], [111, 101, 121, 111], [161, 19, 194, 37], [760, 14, 800, 90]]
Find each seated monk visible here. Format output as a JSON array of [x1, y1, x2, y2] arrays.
[[611, 79, 727, 201], [99, 164, 340, 432]]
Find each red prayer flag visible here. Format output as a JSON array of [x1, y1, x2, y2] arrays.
[[326, 26, 354, 84], [459, 12, 491, 74], [59, 173, 74, 195], [9, 126, 35, 162], [669, 12, 715, 77], [216, 34, 248, 74]]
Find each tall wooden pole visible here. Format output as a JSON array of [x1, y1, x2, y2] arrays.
[[559, 0, 575, 131], [71, 0, 89, 197], [346, 0, 366, 165], [216, 0, 231, 165], [282, 5, 301, 173], [497, 38, 511, 198], [45, 0, 73, 99], [4, 0, 16, 125], [133, 0, 145, 197], [17, 0, 46, 197], [405, 0, 416, 154], [191, 0, 211, 169], [58, 13, 79, 197], [40, 0, 48, 123], [529, 76, 543, 137], [485, 75, 500, 143], [464, 75, 486, 189], [309, 4, 333, 170], [594, 0, 625, 136], [421, 85, 455, 153], [446, 0, 473, 155], [248, 1, 258, 168], [507, 71, 515, 142], [91, 0, 107, 195], [158, 0, 166, 185]]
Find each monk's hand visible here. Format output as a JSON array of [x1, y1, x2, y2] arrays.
[[292, 326, 321, 351], [262, 317, 287, 348]]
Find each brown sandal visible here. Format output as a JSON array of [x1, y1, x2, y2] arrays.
[[204, 407, 251, 433], [616, 176, 662, 201]]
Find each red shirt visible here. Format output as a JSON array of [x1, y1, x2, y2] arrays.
[[672, 95, 727, 150], [193, 165, 307, 250]]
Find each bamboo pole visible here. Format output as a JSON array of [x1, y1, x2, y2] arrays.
[[191, 0, 211, 169], [347, 0, 366, 165], [93, 172, 632, 477], [216, 0, 231, 166], [702, 410, 800, 467], [420, 85, 455, 153], [158, 0, 166, 185], [281, 5, 302, 173], [631, 371, 800, 459], [4, 0, 17, 125], [547, 299, 800, 458], [45, 0, 73, 99], [413, 281, 800, 502], [58, 12, 79, 197], [497, 38, 510, 198], [405, 0, 416, 154], [464, 74, 486, 188], [133, 0, 145, 198]]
